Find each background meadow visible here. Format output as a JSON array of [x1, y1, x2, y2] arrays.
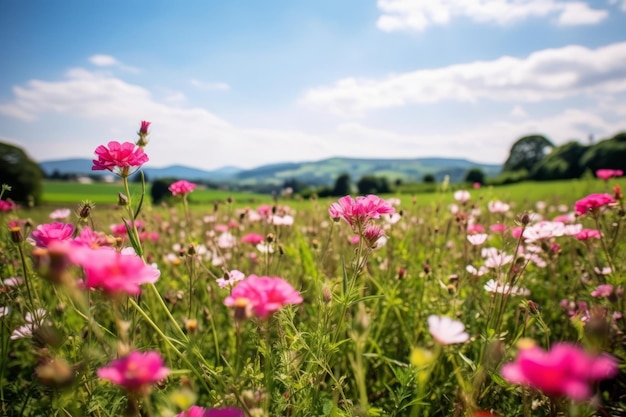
[[1, 170, 625, 417]]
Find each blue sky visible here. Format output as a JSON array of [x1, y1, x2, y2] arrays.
[[1, 0, 626, 170]]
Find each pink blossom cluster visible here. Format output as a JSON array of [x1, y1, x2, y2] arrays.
[[224, 275, 303, 318], [329, 195, 395, 230], [30, 222, 74, 248], [98, 350, 170, 393], [169, 180, 197, 196], [501, 342, 618, 401], [596, 169, 623, 181], [0, 200, 16, 212], [574, 193, 615, 216], [92, 141, 149, 177]]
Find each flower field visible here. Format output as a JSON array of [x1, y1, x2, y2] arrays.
[[1, 124, 625, 417]]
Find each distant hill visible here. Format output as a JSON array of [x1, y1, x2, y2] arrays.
[[39, 159, 242, 181], [39, 157, 501, 185]]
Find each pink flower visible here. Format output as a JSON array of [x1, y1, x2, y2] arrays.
[[92, 141, 149, 177], [216, 270, 245, 288], [72, 226, 113, 248], [49, 208, 71, 220], [328, 195, 395, 229], [501, 343, 618, 401], [175, 406, 244, 417], [511, 226, 523, 239], [139, 120, 151, 135], [97, 350, 169, 392], [169, 180, 197, 196], [30, 222, 74, 248], [0, 200, 16, 212], [428, 315, 469, 345], [467, 224, 485, 234], [349, 235, 360, 245], [596, 169, 623, 181], [241, 233, 265, 245], [488, 200, 510, 213], [224, 275, 303, 318], [467, 233, 488, 246], [591, 284, 614, 298], [575, 229, 602, 241], [70, 247, 159, 295], [489, 223, 507, 234], [362, 224, 385, 247], [454, 190, 471, 203], [574, 193, 615, 216]]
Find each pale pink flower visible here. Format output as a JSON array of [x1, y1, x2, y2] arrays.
[[0, 306, 8, 318], [256, 242, 274, 254], [594, 266, 612, 275], [30, 222, 74, 248], [349, 235, 360, 245], [169, 180, 197, 196], [501, 343, 618, 401], [466, 265, 488, 277], [553, 212, 576, 223], [224, 275, 303, 318], [523, 221, 565, 243], [3, 277, 23, 287], [483, 248, 513, 268], [484, 279, 530, 296], [591, 284, 614, 298], [216, 270, 245, 288], [10, 309, 47, 340], [97, 350, 170, 392], [241, 233, 265, 245], [328, 195, 395, 229], [454, 190, 471, 203], [362, 224, 386, 248], [384, 212, 402, 225], [596, 169, 623, 181], [428, 315, 469, 345], [272, 214, 294, 226], [488, 200, 510, 213], [574, 193, 615, 216], [92, 141, 149, 177], [217, 232, 237, 249], [70, 247, 159, 295], [562, 224, 583, 236], [49, 208, 71, 220], [575, 229, 602, 241], [467, 234, 488, 246]]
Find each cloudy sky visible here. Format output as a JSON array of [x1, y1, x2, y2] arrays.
[[1, 0, 626, 170]]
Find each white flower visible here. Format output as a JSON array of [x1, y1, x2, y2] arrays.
[[49, 208, 71, 220], [594, 266, 612, 275], [454, 190, 471, 203], [484, 279, 530, 296], [216, 270, 245, 288], [256, 243, 274, 254], [3, 277, 23, 287], [385, 213, 402, 225], [217, 232, 237, 249], [0, 306, 9, 318], [466, 265, 488, 277], [523, 221, 565, 242], [272, 214, 294, 226], [488, 200, 510, 213], [428, 315, 469, 345], [467, 233, 488, 246]]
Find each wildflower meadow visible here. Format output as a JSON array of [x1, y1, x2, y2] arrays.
[[1, 122, 625, 417]]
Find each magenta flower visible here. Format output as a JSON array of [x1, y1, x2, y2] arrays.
[[596, 169, 623, 181], [30, 222, 74, 248], [139, 120, 151, 135], [224, 275, 303, 318], [501, 342, 618, 401], [591, 284, 614, 298], [575, 229, 602, 241], [328, 195, 395, 229], [175, 406, 244, 417], [169, 180, 197, 196], [97, 350, 169, 393], [574, 193, 615, 216], [92, 141, 149, 178], [69, 247, 159, 295], [0, 200, 16, 212], [241, 233, 265, 245]]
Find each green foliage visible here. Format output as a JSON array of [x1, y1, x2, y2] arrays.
[[0, 142, 44, 204], [150, 178, 176, 205], [357, 175, 391, 194], [422, 173, 435, 184], [580, 132, 626, 173], [530, 141, 588, 181], [503, 134, 555, 173], [464, 168, 485, 184], [332, 173, 352, 196]]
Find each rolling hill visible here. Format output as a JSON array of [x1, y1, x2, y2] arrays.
[[39, 157, 501, 185]]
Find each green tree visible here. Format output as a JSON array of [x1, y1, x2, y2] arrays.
[[357, 175, 391, 195], [423, 174, 435, 184], [579, 132, 626, 173], [150, 178, 176, 205], [503, 134, 555, 173], [0, 142, 43, 205], [530, 141, 588, 180], [332, 173, 351, 196], [464, 168, 485, 184]]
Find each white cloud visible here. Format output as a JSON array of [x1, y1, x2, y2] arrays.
[[377, 0, 608, 31], [88, 54, 140, 73], [190, 79, 230, 91], [609, 0, 626, 12], [510, 105, 528, 118], [301, 41, 626, 115]]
